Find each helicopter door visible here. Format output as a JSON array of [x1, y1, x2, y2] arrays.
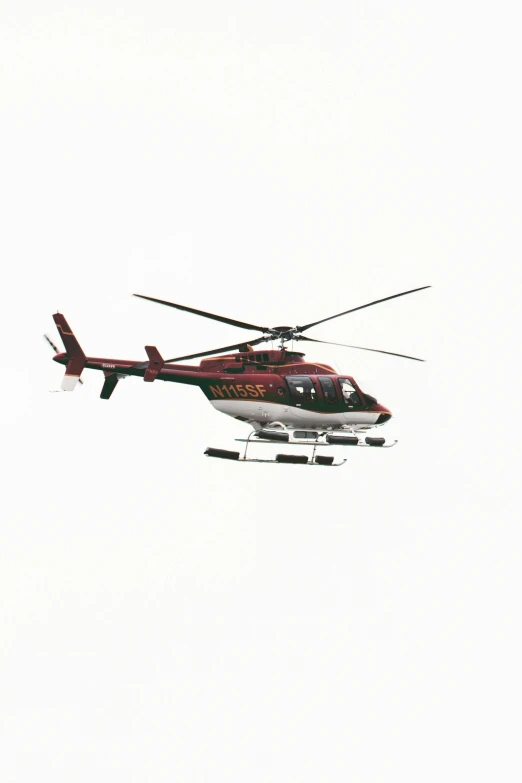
[[318, 376, 338, 405], [284, 375, 319, 418]]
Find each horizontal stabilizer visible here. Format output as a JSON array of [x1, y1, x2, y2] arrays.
[[144, 346, 164, 382]]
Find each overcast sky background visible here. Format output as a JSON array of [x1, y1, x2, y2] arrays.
[[1, 2, 521, 781]]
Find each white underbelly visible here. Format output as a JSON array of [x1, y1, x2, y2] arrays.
[[210, 399, 380, 430]]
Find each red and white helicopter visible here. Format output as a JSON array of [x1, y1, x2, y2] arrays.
[[46, 286, 430, 466]]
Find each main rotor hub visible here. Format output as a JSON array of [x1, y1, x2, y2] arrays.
[[270, 326, 297, 341], [267, 326, 299, 350]]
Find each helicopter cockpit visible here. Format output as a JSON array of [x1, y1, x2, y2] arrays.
[[284, 374, 371, 409]]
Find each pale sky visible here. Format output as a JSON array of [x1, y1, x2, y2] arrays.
[[1, 2, 521, 781]]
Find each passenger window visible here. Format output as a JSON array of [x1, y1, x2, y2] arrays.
[[338, 378, 361, 406], [318, 376, 337, 404], [285, 376, 317, 402]]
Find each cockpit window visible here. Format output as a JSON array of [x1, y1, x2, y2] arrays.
[[338, 378, 361, 406], [285, 376, 317, 402]]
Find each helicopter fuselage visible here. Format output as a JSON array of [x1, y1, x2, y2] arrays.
[[53, 342, 391, 431]]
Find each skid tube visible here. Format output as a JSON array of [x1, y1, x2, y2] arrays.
[[204, 445, 347, 467]]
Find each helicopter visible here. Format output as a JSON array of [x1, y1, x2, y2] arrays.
[[47, 286, 430, 467]]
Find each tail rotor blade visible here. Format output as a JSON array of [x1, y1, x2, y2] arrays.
[[43, 334, 60, 353]]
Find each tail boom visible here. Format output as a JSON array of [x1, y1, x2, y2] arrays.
[[50, 313, 211, 396]]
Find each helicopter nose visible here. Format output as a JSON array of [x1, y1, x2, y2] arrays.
[[369, 403, 392, 424]]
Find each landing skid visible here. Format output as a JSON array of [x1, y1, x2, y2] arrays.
[[204, 446, 347, 467], [205, 427, 397, 466]]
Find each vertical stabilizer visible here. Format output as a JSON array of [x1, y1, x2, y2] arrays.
[[53, 313, 87, 390]]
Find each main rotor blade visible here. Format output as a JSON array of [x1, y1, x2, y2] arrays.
[[165, 336, 268, 363], [297, 286, 431, 332], [295, 335, 425, 361], [134, 294, 268, 333]]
